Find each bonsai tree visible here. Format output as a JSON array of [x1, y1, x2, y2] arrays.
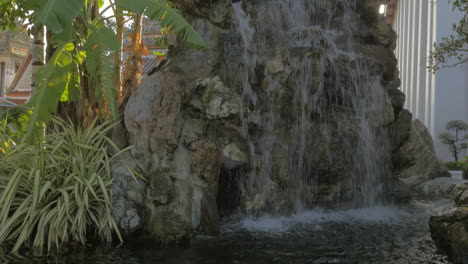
[[439, 120, 468, 162]]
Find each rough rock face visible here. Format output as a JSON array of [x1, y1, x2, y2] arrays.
[[395, 119, 449, 180], [430, 206, 468, 264], [389, 115, 451, 200], [121, 71, 226, 241], [111, 153, 146, 235], [112, 0, 448, 241], [428, 181, 468, 263]]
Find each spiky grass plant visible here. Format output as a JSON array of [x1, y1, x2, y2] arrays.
[[0, 117, 128, 254]]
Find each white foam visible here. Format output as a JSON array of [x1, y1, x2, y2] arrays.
[[236, 206, 410, 233]]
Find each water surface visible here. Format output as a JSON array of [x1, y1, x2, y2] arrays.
[[6, 201, 452, 264]]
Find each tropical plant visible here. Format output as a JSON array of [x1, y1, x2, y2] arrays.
[[0, 0, 32, 31], [0, 0, 206, 139], [428, 0, 468, 72], [0, 106, 32, 153], [0, 117, 129, 254], [439, 120, 468, 162]]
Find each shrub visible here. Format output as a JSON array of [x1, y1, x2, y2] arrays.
[[0, 106, 32, 141], [444, 161, 464, 170], [0, 106, 35, 154], [0, 118, 128, 254]]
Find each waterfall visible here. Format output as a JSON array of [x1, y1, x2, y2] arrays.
[[223, 0, 393, 214]]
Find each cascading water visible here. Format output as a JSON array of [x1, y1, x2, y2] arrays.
[[224, 0, 393, 214]]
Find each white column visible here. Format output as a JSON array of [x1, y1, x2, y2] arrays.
[[394, 4, 400, 60], [397, 0, 403, 78], [408, 0, 417, 115], [425, 0, 434, 130], [412, 0, 421, 119], [418, 0, 429, 124], [429, 0, 438, 135], [402, 0, 409, 102]]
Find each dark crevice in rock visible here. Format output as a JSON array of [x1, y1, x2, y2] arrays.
[[217, 168, 245, 217]]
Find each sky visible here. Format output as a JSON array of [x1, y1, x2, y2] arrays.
[[102, 0, 114, 18]]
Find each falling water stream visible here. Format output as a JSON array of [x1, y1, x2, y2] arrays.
[[223, 0, 393, 214]]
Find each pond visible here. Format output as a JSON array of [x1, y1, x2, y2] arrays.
[[5, 200, 452, 264]]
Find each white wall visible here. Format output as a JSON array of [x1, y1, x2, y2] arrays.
[[0, 57, 16, 95], [393, 0, 468, 161]]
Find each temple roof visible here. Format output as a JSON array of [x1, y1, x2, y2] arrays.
[[123, 18, 167, 75], [0, 27, 31, 56]]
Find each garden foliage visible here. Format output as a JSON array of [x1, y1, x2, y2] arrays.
[[0, 118, 129, 254]]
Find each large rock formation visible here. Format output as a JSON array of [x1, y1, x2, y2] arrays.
[[112, 0, 448, 241], [389, 112, 451, 201]]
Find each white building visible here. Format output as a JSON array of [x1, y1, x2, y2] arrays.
[[0, 27, 33, 108], [389, 0, 468, 161]]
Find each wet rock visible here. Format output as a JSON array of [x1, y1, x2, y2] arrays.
[[387, 88, 405, 116], [264, 54, 285, 75], [430, 208, 468, 264], [172, 0, 232, 28], [367, 91, 395, 127], [124, 67, 227, 241], [372, 22, 397, 48], [118, 0, 447, 244], [189, 139, 222, 186], [149, 174, 175, 206], [454, 184, 468, 207], [390, 116, 450, 201], [417, 178, 468, 200], [189, 139, 223, 235], [125, 72, 184, 154], [222, 143, 249, 169], [199, 76, 241, 119], [394, 119, 450, 181], [389, 109, 412, 151], [358, 44, 397, 81], [111, 153, 146, 235]]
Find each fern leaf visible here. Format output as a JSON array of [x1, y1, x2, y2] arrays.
[[84, 24, 120, 119]]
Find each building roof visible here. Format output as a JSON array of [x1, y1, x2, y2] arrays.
[[0, 97, 17, 107], [0, 27, 31, 57], [122, 18, 168, 75], [5, 90, 32, 105]]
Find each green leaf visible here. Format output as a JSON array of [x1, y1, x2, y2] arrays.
[[115, 0, 147, 13], [84, 24, 120, 119], [35, 0, 85, 34], [25, 42, 75, 142]]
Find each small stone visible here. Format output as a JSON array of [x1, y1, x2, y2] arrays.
[[265, 55, 284, 74], [199, 76, 241, 119], [222, 143, 248, 169]]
